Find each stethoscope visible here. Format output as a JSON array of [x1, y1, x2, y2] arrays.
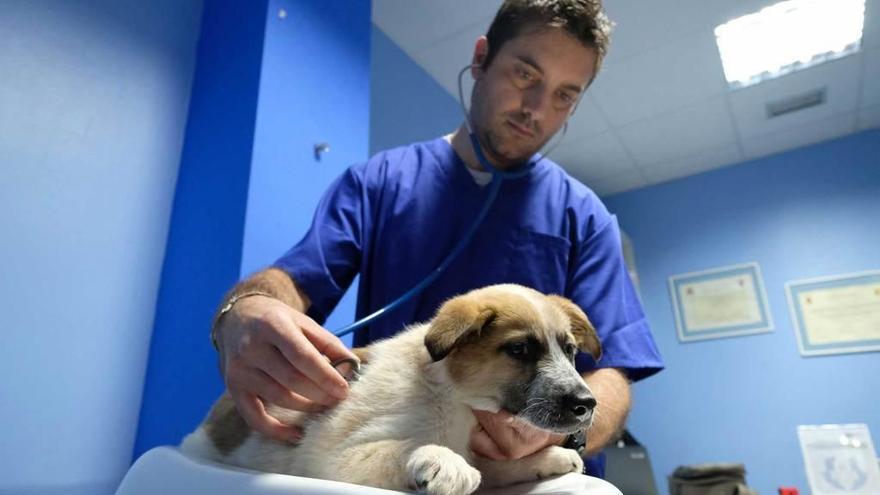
[[331, 63, 577, 339]]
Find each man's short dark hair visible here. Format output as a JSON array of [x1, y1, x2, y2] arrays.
[[484, 0, 612, 73]]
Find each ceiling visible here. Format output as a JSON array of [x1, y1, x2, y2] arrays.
[[373, 0, 880, 196]]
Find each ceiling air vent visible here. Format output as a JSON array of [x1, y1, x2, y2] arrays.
[[765, 87, 826, 118]]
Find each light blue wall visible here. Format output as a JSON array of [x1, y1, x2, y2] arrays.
[[0, 1, 202, 494], [242, 0, 371, 340], [604, 130, 880, 495], [369, 26, 463, 154]]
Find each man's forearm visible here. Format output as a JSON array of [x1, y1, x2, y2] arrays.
[[216, 268, 311, 317], [582, 368, 631, 455], [210, 268, 312, 352]]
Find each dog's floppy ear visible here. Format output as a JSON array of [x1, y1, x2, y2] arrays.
[[547, 295, 602, 361], [424, 295, 496, 361]]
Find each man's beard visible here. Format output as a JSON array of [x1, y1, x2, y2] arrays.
[[479, 120, 550, 167]]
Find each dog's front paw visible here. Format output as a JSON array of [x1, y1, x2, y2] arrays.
[[406, 445, 481, 495], [526, 445, 584, 480]]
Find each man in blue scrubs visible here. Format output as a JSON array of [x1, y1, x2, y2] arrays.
[[211, 0, 663, 482]]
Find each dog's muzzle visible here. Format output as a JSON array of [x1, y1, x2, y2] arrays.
[[560, 388, 597, 420]]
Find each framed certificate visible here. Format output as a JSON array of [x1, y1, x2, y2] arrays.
[[798, 424, 880, 494], [669, 262, 773, 342], [785, 270, 880, 357]]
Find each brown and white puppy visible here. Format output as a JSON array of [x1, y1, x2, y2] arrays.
[[181, 284, 602, 495]]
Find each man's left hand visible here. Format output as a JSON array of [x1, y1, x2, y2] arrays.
[[470, 409, 566, 460]]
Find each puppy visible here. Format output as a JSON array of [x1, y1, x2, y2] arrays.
[[181, 284, 602, 494]]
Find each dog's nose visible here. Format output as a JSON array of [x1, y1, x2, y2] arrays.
[[562, 391, 597, 417]]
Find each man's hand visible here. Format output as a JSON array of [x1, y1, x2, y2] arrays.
[[215, 295, 357, 443], [470, 409, 566, 460]]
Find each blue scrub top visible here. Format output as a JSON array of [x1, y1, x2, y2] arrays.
[[274, 137, 664, 475], [276, 137, 662, 379]]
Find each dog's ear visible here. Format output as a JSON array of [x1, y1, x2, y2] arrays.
[[424, 295, 496, 361], [547, 295, 602, 361]]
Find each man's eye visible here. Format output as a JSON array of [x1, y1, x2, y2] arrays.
[[555, 91, 577, 110], [514, 66, 536, 86]]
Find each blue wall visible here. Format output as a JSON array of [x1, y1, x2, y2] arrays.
[[133, 0, 268, 459], [0, 1, 202, 494], [135, 0, 372, 459], [242, 0, 371, 338], [604, 130, 880, 494], [369, 26, 463, 154]]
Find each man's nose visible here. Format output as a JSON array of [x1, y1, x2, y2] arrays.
[[521, 85, 549, 119]]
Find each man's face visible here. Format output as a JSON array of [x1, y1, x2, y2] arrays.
[[470, 27, 597, 167]]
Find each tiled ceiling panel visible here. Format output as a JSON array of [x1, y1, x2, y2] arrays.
[[864, 0, 880, 48], [616, 96, 737, 165], [566, 94, 611, 138], [861, 47, 880, 107], [579, 166, 648, 196], [551, 131, 634, 181], [741, 112, 858, 158], [411, 22, 484, 101], [638, 142, 743, 184], [372, 0, 500, 54], [601, 0, 771, 62], [590, 30, 729, 127], [859, 104, 880, 129]]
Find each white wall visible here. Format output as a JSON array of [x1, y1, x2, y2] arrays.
[[0, 1, 202, 493]]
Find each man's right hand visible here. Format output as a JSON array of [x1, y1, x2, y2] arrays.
[[214, 295, 357, 443]]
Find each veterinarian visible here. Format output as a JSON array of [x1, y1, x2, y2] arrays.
[[211, 0, 664, 482]]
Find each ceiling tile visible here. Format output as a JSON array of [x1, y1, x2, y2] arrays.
[[577, 167, 647, 197], [566, 94, 610, 137], [410, 23, 484, 100], [616, 96, 737, 165], [638, 142, 743, 184], [861, 47, 880, 107], [552, 131, 634, 181], [372, 0, 499, 54], [728, 54, 862, 139], [858, 104, 880, 129], [741, 112, 857, 158], [602, 0, 770, 62], [864, 0, 880, 49], [584, 169, 646, 196], [590, 30, 728, 127]]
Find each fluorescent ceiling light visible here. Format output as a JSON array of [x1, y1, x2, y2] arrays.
[[715, 0, 865, 88]]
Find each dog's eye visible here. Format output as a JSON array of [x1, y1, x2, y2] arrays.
[[564, 343, 577, 357], [504, 341, 530, 359]]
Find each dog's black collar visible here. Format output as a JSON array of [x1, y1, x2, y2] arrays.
[[562, 429, 587, 457]]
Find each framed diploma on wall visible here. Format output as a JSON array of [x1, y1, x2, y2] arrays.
[[669, 262, 773, 342], [786, 270, 880, 357]]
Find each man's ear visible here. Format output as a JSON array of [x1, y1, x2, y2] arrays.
[[471, 36, 489, 79], [547, 295, 602, 361], [424, 295, 496, 361]]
